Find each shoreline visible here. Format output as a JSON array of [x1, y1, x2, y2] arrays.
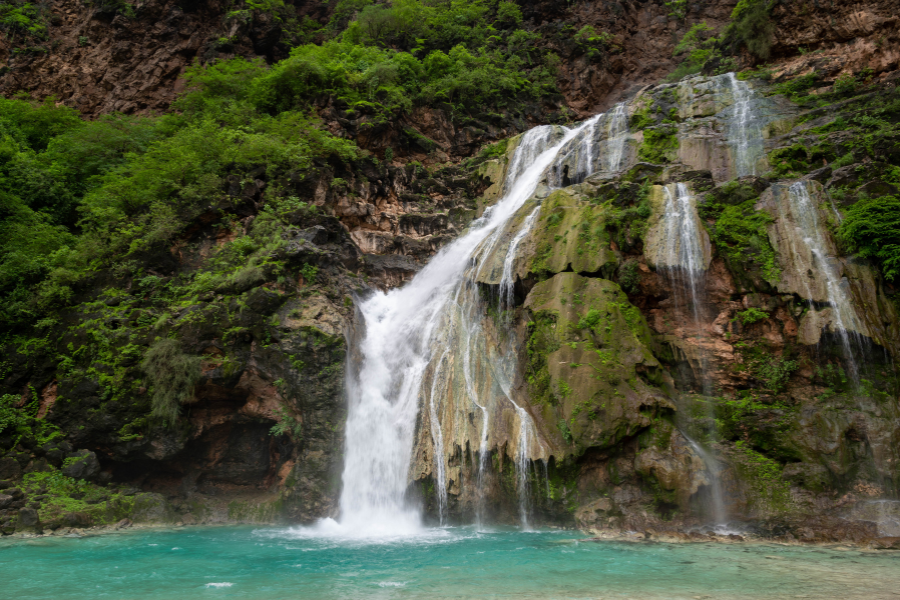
[[2, 520, 898, 552]]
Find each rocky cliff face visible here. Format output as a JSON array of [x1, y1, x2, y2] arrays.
[[408, 68, 900, 542], [2, 0, 900, 541]]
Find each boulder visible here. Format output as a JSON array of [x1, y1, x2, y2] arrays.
[[62, 512, 92, 528], [62, 450, 101, 482], [0, 494, 12, 509], [871, 537, 900, 550], [131, 493, 179, 524], [16, 507, 42, 534], [0, 457, 21, 480]]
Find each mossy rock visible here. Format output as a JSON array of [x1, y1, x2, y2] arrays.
[[525, 189, 618, 278], [524, 273, 674, 454]]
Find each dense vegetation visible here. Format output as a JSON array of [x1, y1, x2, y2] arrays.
[[0, 0, 565, 340], [669, 0, 774, 80]]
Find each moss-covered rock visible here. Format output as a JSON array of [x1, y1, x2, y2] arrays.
[[523, 273, 673, 454]]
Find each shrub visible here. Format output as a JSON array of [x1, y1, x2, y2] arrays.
[[141, 339, 201, 426], [733, 307, 769, 325], [839, 195, 900, 281], [711, 199, 780, 281], [726, 0, 774, 60], [833, 72, 858, 95]]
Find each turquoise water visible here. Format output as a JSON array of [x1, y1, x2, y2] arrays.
[[2, 526, 899, 599]]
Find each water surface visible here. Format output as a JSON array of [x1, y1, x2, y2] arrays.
[[2, 526, 898, 599]]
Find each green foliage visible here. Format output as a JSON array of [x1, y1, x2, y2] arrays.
[[769, 73, 818, 102], [638, 126, 678, 163], [21, 469, 137, 525], [617, 261, 641, 295], [300, 263, 319, 283], [0, 393, 26, 434], [141, 338, 201, 426], [270, 404, 303, 438], [769, 144, 810, 177], [706, 192, 780, 281], [525, 312, 561, 406], [725, 0, 774, 60], [0, 0, 48, 42], [668, 22, 716, 81], [839, 195, 900, 281], [733, 307, 769, 325], [735, 341, 798, 393], [665, 0, 688, 20], [0, 75, 357, 329], [733, 440, 791, 511], [833, 72, 858, 95]]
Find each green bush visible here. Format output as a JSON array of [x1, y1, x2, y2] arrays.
[[833, 72, 858, 95], [0, 0, 48, 41], [733, 307, 769, 325], [141, 339, 201, 426], [839, 195, 900, 281], [726, 0, 774, 60], [710, 198, 780, 281], [638, 126, 678, 163]]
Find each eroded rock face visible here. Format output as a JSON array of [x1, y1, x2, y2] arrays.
[[404, 71, 900, 539]]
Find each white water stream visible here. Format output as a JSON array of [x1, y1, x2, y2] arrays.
[[784, 181, 865, 380], [655, 183, 728, 529], [724, 73, 765, 178], [336, 116, 604, 535]]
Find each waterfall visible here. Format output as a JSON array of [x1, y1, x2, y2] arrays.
[[654, 183, 727, 528], [546, 110, 626, 187], [724, 73, 765, 178], [656, 183, 707, 275], [604, 102, 629, 172], [785, 181, 865, 381], [337, 118, 600, 535], [500, 207, 541, 319], [683, 433, 728, 530]]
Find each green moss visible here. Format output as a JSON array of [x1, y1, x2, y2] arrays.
[[732, 440, 792, 513], [525, 310, 561, 406], [637, 126, 678, 164], [21, 470, 137, 526], [769, 144, 810, 177], [705, 193, 780, 282], [525, 273, 665, 451]]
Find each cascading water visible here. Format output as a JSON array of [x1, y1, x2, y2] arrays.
[[784, 181, 866, 381], [724, 73, 765, 178], [604, 103, 629, 172], [655, 183, 728, 529], [337, 117, 601, 535], [547, 107, 628, 186]]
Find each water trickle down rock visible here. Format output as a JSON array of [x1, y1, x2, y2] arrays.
[[643, 182, 729, 527], [673, 73, 791, 183], [760, 180, 900, 374], [546, 107, 633, 188]]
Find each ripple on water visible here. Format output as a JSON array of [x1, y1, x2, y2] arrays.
[[2, 526, 900, 600]]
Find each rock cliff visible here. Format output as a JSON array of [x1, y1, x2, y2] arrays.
[[1, 0, 900, 542]]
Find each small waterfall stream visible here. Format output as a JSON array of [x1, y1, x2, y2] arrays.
[[604, 103, 629, 172], [337, 116, 604, 535], [655, 183, 728, 529], [784, 181, 866, 381], [724, 73, 765, 178]]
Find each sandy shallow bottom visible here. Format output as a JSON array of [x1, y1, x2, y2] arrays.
[[1, 525, 898, 599]]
